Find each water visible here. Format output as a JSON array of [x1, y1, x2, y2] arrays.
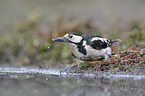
[[0, 67, 145, 96]]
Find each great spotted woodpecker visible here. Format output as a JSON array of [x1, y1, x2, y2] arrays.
[[52, 32, 121, 61]]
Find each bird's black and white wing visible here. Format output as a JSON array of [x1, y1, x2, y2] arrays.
[[83, 35, 112, 50]]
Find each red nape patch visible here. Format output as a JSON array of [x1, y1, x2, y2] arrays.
[[111, 47, 114, 51]]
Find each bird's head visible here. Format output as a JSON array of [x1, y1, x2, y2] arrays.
[[52, 32, 83, 44]]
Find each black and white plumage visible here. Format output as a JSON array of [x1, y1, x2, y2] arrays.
[[52, 32, 121, 61]]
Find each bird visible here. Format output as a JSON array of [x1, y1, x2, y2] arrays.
[[52, 32, 121, 61]]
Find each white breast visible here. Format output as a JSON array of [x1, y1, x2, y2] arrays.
[[65, 43, 85, 59], [83, 45, 112, 60]]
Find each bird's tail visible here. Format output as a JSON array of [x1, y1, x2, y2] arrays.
[[112, 39, 122, 43]]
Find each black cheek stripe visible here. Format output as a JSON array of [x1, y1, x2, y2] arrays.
[[69, 39, 87, 55], [77, 40, 87, 55]]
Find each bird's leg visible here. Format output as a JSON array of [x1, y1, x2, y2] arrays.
[[104, 54, 109, 61], [103, 54, 111, 61]]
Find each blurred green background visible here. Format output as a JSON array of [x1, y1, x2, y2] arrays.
[[0, 0, 145, 67]]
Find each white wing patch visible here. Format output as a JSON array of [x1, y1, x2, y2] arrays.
[[91, 37, 109, 43]]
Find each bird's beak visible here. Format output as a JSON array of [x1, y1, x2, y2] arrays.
[[52, 37, 67, 42]]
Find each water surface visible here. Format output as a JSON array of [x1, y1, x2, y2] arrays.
[[0, 67, 145, 96]]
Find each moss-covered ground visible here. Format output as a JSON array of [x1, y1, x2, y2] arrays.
[[67, 48, 145, 74]]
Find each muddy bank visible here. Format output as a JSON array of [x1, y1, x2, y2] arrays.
[[66, 48, 145, 74]]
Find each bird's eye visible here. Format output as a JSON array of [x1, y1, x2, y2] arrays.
[[69, 35, 73, 38]]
